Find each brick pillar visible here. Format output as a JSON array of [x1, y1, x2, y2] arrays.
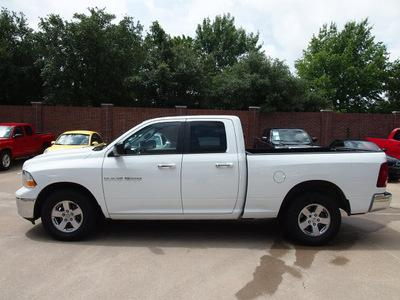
[[31, 102, 43, 132], [247, 106, 260, 149], [101, 103, 114, 143], [393, 111, 400, 129], [320, 109, 333, 146], [175, 105, 187, 116]]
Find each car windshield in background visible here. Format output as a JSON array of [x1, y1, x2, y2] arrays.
[[56, 134, 90, 145], [343, 140, 381, 151], [271, 129, 311, 145], [0, 126, 13, 138]]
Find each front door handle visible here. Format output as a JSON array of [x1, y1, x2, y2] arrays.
[[158, 164, 176, 169], [215, 163, 233, 168]]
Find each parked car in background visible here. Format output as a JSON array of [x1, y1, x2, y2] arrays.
[[366, 129, 400, 160], [44, 130, 106, 153], [254, 128, 318, 149], [0, 123, 54, 171], [329, 139, 400, 180]]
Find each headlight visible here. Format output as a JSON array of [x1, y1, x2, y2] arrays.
[[22, 170, 37, 188]]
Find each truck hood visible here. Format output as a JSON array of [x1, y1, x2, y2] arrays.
[[0, 138, 12, 143], [23, 147, 96, 170]]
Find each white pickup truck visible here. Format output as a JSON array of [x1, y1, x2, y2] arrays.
[[16, 116, 392, 245]]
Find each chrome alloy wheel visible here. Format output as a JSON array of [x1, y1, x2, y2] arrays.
[[51, 200, 83, 233], [298, 203, 331, 237], [1, 152, 10, 168]]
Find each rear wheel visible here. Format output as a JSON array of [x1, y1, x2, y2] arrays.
[[41, 189, 98, 241], [283, 192, 341, 246], [0, 150, 12, 171]]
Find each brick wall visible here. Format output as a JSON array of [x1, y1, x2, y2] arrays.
[[1, 103, 398, 147]]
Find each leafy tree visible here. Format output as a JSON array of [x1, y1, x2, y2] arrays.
[[0, 8, 42, 105], [125, 22, 204, 108], [211, 51, 330, 111], [195, 13, 261, 73], [381, 60, 400, 112], [37, 8, 144, 106], [295, 19, 390, 113]]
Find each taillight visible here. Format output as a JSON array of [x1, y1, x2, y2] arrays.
[[377, 162, 388, 187]]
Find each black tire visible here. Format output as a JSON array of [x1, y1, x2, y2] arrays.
[[283, 192, 341, 246], [0, 150, 12, 171], [41, 189, 98, 241]]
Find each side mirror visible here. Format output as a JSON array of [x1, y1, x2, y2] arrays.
[[113, 142, 125, 157], [92, 141, 99, 146], [312, 137, 318, 143], [13, 133, 23, 138], [261, 136, 268, 142]]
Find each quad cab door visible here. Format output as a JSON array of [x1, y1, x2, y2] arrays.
[[102, 121, 184, 217], [181, 119, 240, 214], [11, 126, 28, 157]]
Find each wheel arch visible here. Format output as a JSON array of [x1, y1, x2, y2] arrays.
[[1, 148, 12, 157], [34, 182, 104, 220], [278, 180, 351, 218]]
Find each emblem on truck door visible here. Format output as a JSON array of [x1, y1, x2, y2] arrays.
[[104, 177, 142, 182]]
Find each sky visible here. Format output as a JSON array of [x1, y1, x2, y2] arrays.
[[3, 0, 400, 72]]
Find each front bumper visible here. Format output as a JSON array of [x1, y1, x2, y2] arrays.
[[369, 192, 392, 212], [16, 186, 37, 223]]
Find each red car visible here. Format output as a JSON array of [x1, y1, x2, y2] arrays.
[[367, 128, 400, 160], [0, 123, 55, 170]]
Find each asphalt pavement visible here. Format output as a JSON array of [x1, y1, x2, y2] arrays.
[[1, 158, 400, 299]]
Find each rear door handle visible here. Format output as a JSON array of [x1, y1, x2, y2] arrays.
[[158, 164, 176, 169], [215, 163, 233, 168]]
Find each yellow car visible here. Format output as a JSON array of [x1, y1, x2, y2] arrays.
[[44, 130, 106, 153]]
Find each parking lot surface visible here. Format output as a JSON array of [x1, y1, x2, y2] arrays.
[[1, 159, 400, 299]]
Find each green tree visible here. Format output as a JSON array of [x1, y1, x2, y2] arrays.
[[0, 8, 42, 105], [211, 51, 330, 111], [295, 19, 390, 113], [38, 8, 144, 106], [195, 13, 261, 74], [125, 22, 204, 108], [381, 60, 400, 112]]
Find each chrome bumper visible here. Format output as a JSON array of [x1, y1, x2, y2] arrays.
[[16, 196, 36, 221], [369, 192, 392, 212]]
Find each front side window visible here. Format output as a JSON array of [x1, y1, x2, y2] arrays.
[[123, 122, 182, 155], [189, 121, 227, 153], [393, 130, 400, 141], [14, 126, 24, 137], [91, 133, 104, 145]]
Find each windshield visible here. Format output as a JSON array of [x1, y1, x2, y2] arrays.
[[343, 140, 381, 151], [0, 126, 13, 138], [56, 134, 90, 145], [271, 129, 311, 145]]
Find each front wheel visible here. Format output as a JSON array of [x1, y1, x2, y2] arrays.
[[41, 189, 98, 241], [283, 192, 341, 246], [0, 150, 12, 171]]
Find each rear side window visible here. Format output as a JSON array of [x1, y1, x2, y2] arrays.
[[189, 121, 227, 153], [23, 126, 34, 136]]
